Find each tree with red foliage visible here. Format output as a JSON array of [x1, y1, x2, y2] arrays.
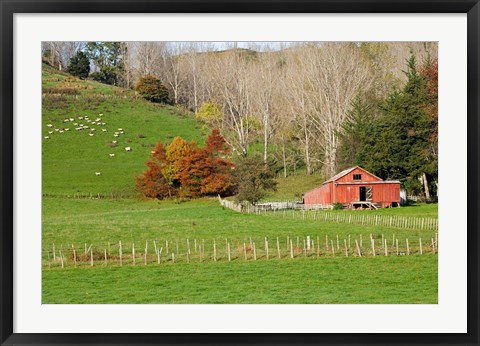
[[177, 129, 236, 197], [419, 57, 438, 141], [204, 128, 231, 157], [135, 142, 176, 199]]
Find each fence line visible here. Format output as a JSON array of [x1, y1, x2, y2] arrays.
[[218, 197, 438, 231], [44, 234, 438, 269]]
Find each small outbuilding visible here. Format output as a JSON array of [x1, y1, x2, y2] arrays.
[[303, 166, 400, 209]]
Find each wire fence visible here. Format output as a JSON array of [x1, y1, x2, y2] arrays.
[[43, 233, 438, 269]]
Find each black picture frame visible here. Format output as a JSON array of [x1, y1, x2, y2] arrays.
[[1, 1, 479, 345]]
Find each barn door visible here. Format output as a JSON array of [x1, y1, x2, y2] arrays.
[[366, 186, 373, 201], [359, 187, 366, 201]]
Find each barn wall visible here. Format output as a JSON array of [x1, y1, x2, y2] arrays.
[[335, 185, 359, 203], [336, 167, 381, 183], [304, 183, 331, 204], [335, 183, 400, 204], [373, 183, 401, 203]]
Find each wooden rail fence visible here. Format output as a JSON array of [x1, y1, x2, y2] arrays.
[[218, 197, 438, 231]]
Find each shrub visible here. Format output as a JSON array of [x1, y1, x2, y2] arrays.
[[333, 202, 344, 210], [135, 75, 170, 104]]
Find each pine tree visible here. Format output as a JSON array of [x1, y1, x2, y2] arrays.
[[67, 51, 90, 79]]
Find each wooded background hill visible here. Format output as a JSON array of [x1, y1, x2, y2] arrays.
[[43, 41, 438, 199]]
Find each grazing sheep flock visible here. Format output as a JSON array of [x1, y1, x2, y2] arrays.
[[44, 112, 134, 178]]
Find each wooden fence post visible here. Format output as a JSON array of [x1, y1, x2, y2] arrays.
[[355, 240, 362, 257], [214, 240, 217, 262], [344, 239, 348, 257], [419, 238, 423, 255], [119, 241, 122, 266], [406, 238, 410, 256], [277, 237, 281, 259], [384, 239, 388, 256], [290, 239, 294, 259], [132, 243, 136, 265], [253, 242, 257, 260]]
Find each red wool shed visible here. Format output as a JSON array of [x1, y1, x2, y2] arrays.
[[303, 166, 400, 209]]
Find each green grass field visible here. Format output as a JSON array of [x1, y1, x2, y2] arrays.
[[42, 65, 438, 304]]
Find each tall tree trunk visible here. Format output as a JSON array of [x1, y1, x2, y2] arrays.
[[281, 134, 287, 178], [422, 172, 431, 201]]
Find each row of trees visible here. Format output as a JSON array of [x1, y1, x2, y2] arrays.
[[135, 129, 236, 199], [338, 55, 438, 198], [136, 129, 277, 204]]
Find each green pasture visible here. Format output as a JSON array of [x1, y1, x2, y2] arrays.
[[42, 197, 437, 304], [43, 255, 437, 304]]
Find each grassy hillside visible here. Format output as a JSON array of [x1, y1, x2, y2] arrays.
[[42, 64, 207, 196]]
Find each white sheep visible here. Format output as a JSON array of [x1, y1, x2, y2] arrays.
[[44, 136, 49, 139], [78, 116, 84, 120], [55, 129, 59, 132], [59, 130, 64, 133], [113, 134, 119, 137], [112, 140, 117, 144], [102, 129, 107, 132], [73, 122, 78, 125], [69, 118, 74, 121], [95, 172, 101, 176], [125, 147, 131, 151], [48, 131, 53, 134], [109, 153, 115, 157], [65, 128, 70, 131], [99, 113, 103, 116], [89, 133, 94, 137], [151, 150, 156, 154], [47, 124, 53, 128], [118, 128, 123, 131], [119, 131, 124, 134]]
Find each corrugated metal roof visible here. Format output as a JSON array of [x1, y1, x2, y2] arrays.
[[324, 166, 359, 183]]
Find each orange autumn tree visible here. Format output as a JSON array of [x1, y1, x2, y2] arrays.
[[135, 142, 176, 199], [136, 129, 237, 199], [178, 129, 236, 197]]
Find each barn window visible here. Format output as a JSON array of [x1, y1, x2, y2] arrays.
[[353, 174, 362, 180]]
